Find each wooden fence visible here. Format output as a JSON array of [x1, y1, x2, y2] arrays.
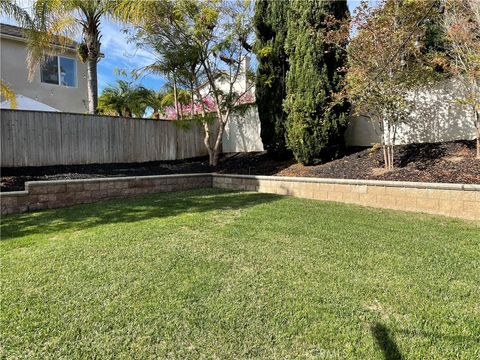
[[0, 110, 209, 167]]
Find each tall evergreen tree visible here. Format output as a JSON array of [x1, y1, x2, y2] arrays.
[[253, 0, 289, 156], [284, 0, 350, 165]]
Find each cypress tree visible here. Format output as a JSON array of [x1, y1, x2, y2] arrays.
[[284, 0, 350, 165], [253, 0, 289, 156]]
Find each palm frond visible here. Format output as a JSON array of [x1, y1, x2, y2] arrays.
[[0, 80, 17, 109]]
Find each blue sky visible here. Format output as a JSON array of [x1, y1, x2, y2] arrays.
[[2, 1, 363, 93]]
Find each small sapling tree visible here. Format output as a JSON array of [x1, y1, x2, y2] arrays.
[[330, 0, 444, 169], [442, 0, 480, 158]]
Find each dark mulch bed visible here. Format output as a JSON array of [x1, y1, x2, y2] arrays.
[[1, 140, 478, 192], [277, 140, 480, 184], [0, 153, 294, 192]]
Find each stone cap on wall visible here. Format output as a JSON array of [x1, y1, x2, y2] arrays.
[[212, 173, 480, 191]]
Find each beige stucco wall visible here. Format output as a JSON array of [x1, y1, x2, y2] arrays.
[[345, 78, 477, 147], [222, 79, 475, 151], [223, 105, 264, 152], [0, 37, 88, 113]]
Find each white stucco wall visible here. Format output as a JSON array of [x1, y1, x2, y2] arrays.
[[345, 78, 477, 147], [222, 105, 264, 153], [0, 37, 88, 113]]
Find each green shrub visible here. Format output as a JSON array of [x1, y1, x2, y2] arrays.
[[284, 0, 350, 165]]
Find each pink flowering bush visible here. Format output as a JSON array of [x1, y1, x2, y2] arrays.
[[163, 93, 255, 120]]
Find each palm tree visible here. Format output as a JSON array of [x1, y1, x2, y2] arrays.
[[98, 80, 150, 118], [0, 81, 17, 108], [1, 0, 156, 113], [145, 90, 167, 119], [14, 0, 155, 114], [22, 0, 108, 114], [0, 0, 32, 26], [159, 87, 191, 120]]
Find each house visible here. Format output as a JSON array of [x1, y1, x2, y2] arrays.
[[196, 56, 264, 153], [0, 23, 88, 113]]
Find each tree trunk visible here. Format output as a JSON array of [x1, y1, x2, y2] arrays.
[[153, 107, 159, 119], [173, 73, 179, 121], [87, 58, 98, 114], [383, 144, 389, 170], [382, 124, 390, 170], [203, 121, 213, 164], [190, 83, 195, 117], [211, 119, 226, 166], [84, 10, 101, 115], [390, 145, 394, 170], [475, 109, 479, 159], [211, 151, 220, 167], [477, 133, 479, 159]]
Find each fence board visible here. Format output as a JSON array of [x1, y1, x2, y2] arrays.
[[0, 110, 209, 167]]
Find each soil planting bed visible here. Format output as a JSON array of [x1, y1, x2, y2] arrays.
[[277, 140, 480, 184], [2, 140, 478, 192]]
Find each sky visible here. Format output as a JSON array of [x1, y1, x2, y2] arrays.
[[1, 1, 363, 94]]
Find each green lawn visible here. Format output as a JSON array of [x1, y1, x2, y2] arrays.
[[1, 189, 479, 359]]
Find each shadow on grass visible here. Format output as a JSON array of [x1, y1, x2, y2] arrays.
[[1, 189, 281, 241], [371, 323, 404, 360]]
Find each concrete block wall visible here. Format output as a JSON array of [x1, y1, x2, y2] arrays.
[[212, 174, 480, 221], [1, 173, 478, 220], [0, 174, 212, 215]]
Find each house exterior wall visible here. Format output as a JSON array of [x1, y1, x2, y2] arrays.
[[0, 37, 88, 113], [345, 78, 477, 147], [223, 105, 264, 153]]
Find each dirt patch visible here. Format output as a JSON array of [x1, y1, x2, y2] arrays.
[[1, 140, 478, 192], [371, 168, 392, 177]]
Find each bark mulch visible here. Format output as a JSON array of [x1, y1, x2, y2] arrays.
[[277, 140, 480, 184], [1, 140, 478, 192]]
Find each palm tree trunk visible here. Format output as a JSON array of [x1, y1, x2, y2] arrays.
[[87, 58, 98, 114], [82, 8, 102, 115]]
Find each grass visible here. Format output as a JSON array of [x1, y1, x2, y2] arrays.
[[1, 189, 479, 359]]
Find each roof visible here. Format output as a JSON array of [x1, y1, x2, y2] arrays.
[[0, 23, 77, 49], [0, 94, 60, 112], [0, 23, 24, 38]]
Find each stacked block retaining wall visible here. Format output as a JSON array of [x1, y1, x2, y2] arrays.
[[1, 174, 478, 220]]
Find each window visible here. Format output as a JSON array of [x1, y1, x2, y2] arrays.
[[41, 56, 77, 87], [40, 56, 59, 85]]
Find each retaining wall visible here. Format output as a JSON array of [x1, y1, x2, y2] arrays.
[[1, 174, 479, 220], [213, 175, 480, 221], [0, 174, 212, 215]]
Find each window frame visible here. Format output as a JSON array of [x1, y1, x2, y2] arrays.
[[40, 55, 78, 88]]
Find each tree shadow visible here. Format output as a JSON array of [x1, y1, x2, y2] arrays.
[[371, 323, 404, 360], [1, 189, 281, 241], [396, 142, 448, 168]]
